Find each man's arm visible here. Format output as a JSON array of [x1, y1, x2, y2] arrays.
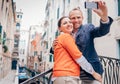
[[90, 1, 113, 38], [91, 16, 113, 38]]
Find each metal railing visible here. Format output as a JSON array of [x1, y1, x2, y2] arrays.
[[20, 68, 53, 84], [99, 56, 120, 84], [21, 56, 120, 84]]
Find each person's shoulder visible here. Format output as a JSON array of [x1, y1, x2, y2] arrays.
[[57, 33, 72, 40], [83, 23, 94, 28], [59, 33, 71, 37], [82, 23, 95, 31], [79, 24, 94, 32], [57, 33, 72, 44]]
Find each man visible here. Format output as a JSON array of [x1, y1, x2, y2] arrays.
[[69, 1, 113, 84]]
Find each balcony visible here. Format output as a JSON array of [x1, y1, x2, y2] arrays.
[[21, 56, 120, 84], [12, 47, 19, 57]]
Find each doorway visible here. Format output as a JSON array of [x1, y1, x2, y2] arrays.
[[11, 59, 17, 70]]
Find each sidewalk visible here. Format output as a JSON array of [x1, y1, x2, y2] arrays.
[[0, 70, 18, 84]]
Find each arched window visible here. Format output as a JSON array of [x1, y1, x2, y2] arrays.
[[16, 23, 20, 30]]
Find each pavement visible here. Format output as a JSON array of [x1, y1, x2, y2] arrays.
[[0, 70, 18, 84]]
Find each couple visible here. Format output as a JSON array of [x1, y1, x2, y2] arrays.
[[50, 1, 113, 84]]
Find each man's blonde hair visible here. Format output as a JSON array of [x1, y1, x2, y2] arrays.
[[69, 7, 83, 16]]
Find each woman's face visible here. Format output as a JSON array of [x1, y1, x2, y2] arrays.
[[59, 17, 73, 34]]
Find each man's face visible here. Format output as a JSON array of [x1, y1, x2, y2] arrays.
[[69, 10, 83, 31]]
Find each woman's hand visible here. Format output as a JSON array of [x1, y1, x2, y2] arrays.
[[92, 71, 102, 83], [52, 39, 58, 50]]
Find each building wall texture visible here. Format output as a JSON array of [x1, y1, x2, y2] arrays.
[[0, 0, 16, 79]]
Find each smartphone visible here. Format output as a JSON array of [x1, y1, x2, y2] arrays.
[[85, 2, 98, 9]]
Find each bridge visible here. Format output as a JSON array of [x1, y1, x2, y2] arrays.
[[20, 56, 120, 84]]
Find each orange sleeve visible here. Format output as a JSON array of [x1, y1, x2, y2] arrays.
[[62, 34, 82, 60]]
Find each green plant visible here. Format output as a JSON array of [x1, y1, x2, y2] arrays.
[[2, 45, 8, 53]]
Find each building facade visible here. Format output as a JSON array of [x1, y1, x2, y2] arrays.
[[19, 30, 29, 67], [11, 9, 23, 70], [27, 25, 45, 72], [93, 0, 120, 58], [0, 0, 16, 79]]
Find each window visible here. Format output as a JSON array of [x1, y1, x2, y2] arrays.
[[6, 7, 7, 14], [22, 59, 24, 62], [0, 24, 2, 33], [49, 54, 53, 62], [51, 19, 53, 32], [52, 0, 54, 8], [63, 0, 65, 9], [20, 15, 22, 19], [1, 0, 4, 10], [34, 63, 37, 70], [47, 11, 49, 17], [68, 0, 70, 3], [55, 30, 59, 38], [46, 42, 48, 49], [17, 15, 22, 19], [40, 51, 42, 56], [118, 0, 120, 16], [34, 51, 37, 56], [17, 15, 19, 18], [57, 8, 60, 19], [14, 40, 19, 47], [0, 57, 2, 61], [22, 49, 25, 54], [16, 23, 20, 30], [39, 51, 42, 60], [32, 34, 35, 39], [63, 0, 65, 15], [118, 40, 120, 59], [87, 9, 92, 23], [0, 24, 2, 42], [2, 32, 6, 45]]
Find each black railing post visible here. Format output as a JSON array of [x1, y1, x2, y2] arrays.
[[99, 56, 120, 84]]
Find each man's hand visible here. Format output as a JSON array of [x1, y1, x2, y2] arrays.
[[93, 1, 108, 22], [92, 71, 102, 83]]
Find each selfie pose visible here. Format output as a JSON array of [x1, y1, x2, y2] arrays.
[[68, 1, 113, 84], [51, 1, 113, 84], [52, 16, 102, 84]]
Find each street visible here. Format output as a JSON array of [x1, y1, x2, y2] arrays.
[[0, 70, 18, 84]]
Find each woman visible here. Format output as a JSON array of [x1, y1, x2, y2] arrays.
[[52, 16, 102, 84]]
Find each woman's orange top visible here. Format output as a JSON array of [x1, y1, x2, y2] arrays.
[[53, 33, 83, 77]]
